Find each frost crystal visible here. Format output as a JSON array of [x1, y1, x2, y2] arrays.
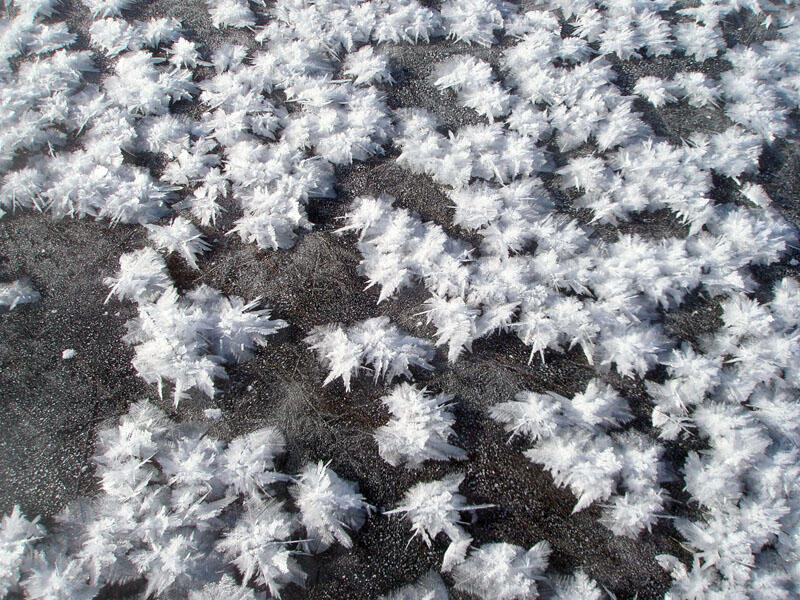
[[375, 383, 466, 468], [305, 317, 434, 391], [0, 279, 40, 310], [451, 541, 551, 600], [380, 570, 449, 600], [107, 250, 286, 405], [81, 0, 137, 18], [0, 400, 308, 599], [551, 569, 603, 599], [21, 552, 99, 600], [633, 75, 677, 107], [207, 0, 256, 29], [291, 461, 372, 551], [4, 0, 800, 597], [491, 380, 663, 529], [440, 0, 510, 47], [0, 507, 45, 596], [104, 248, 171, 304], [219, 426, 286, 498], [215, 500, 303, 596], [146, 216, 210, 270], [433, 55, 511, 118], [188, 575, 259, 600], [385, 473, 489, 548], [344, 45, 394, 86]]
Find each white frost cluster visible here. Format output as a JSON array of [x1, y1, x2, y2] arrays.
[[451, 540, 551, 600], [720, 39, 800, 142], [3, 0, 800, 597], [2, 400, 372, 599], [380, 570, 449, 600], [550, 569, 603, 600], [145, 216, 210, 270], [440, 0, 511, 46], [0, 5, 186, 225], [633, 75, 677, 108], [207, 0, 256, 29], [385, 473, 491, 571], [89, 17, 180, 56], [290, 461, 372, 552], [374, 383, 466, 468], [305, 316, 434, 391], [670, 71, 721, 108], [432, 55, 511, 119], [11, 401, 287, 597], [0, 506, 45, 597], [650, 277, 800, 597], [343, 45, 394, 86], [105, 249, 287, 405], [81, 0, 139, 19], [396, 110, 549, 188], [215, 500, 303, 595], [187, 575, 260, 600], [338, 195, 472, 304], [491, 380, 666, 536], [341, 193, 711, 377], [0, 279, 40, 310]]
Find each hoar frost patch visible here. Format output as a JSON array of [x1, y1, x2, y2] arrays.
[[1, 0, 800, 598]]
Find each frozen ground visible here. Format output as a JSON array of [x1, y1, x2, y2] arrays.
[[1, 0, 800, 599]]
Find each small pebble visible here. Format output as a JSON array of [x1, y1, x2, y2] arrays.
[[62, 348, 76, 360]]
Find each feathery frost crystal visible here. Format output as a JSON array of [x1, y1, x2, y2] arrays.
[[374, 384, 466, 468], [305, 317, 434, 391]]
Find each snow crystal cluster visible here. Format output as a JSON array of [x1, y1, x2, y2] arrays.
[[0, 280, 40, 310], [452, 540, 552, 600], [105, 247, 287, 405], [491, 380, 667, 537], [379, 570, 449, 600], [3, 0, 800, 597], [0, 401, 372, 599], [386, 473, 492, 573], [374, 383, 466, 468], [332, 2, 800, 597], [305, 317, 434, 391], [292, 460, 373, 552]]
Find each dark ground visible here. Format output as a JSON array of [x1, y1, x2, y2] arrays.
[[1, 2, 800, 599]]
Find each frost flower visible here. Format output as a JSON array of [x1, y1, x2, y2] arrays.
[[0, 279, 40, 310], [291, 461, 372, 552], [215, 500, 303, 597], [0, 506, 45, 596], [305, 317, 434, 391], [387, 474, 470, 545], [374, 383, 466, 468], [146, 216, 210, 270], [104, 247, 171, 304], [451, 540, 551, 600]]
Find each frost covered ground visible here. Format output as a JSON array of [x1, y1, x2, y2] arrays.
[[1, 0, 800, 598]]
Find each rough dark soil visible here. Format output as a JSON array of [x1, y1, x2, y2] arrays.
[[2, 3, 800, 600]]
